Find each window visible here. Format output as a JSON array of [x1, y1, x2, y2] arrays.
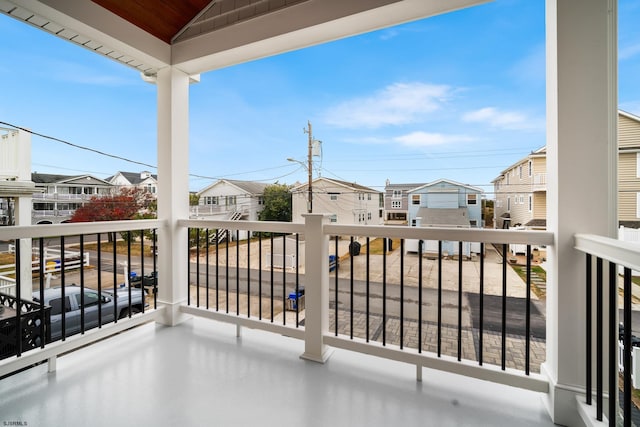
[[412, 195, 420, 205], [75, 290, 100, 308], [205, 196, 218, 205], [367, 212, 372, 220], [518, 165, 523, 179], [470, 220, 478, 227], [358, 193, 364, 200], [226, 196, 236, 206], [367, 194, 372, 200], [258, 196, 264, 205], [411, 219, 417, 226], [330, 214, 337, 223], [528, 160, 533, 177], [392, 190, 402, 199], [329, 193, 338, 201], [49, 297, 72, 316], [507, 197, 511, 211], [391, 200, 401, 209], [467, 194, 477, 205], [528, 195, 533, 212]]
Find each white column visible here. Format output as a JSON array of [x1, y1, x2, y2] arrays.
[[543, 0, 617, 424], [156, 67, 191, 326], [17, 129, 33, 296], [300, 213, 332, 363]]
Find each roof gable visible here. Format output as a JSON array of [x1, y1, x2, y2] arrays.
[[292, 177, 379, 193], [197, 179, 269, 196], [409, 178, 483, 194]]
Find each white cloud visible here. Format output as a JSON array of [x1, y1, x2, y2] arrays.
[[462, 107, 538, 130], [393, 131, 474, 148], [620, 43, 640, 60], [323, 82, 453, 129]]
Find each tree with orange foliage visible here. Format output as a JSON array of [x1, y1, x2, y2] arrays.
[[70, 187, 155, 223]]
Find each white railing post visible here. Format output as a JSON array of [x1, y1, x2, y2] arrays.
[[300, 213, 332, 363]]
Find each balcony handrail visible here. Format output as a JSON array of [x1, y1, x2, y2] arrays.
[[326, 224, 554, 246], [575, 233, 640, 271], [179, 218, 554, 246], [0, 218, 164, 241], [178, 219, 305, 234]]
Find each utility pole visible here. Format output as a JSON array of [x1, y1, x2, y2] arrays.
[[303, 121, 313, 213]]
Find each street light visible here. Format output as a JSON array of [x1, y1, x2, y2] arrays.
[[287, 157, 312, 213]]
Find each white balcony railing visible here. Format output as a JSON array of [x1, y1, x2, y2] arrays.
[[532, 173, 546, 192]]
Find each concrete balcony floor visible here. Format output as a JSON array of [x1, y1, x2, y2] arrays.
[[0, 317, 556, 427]]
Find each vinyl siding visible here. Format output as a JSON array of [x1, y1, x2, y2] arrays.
[[533, 192, 546, 220], [619, 114, 640, 149], [619, 191, 640, 220]]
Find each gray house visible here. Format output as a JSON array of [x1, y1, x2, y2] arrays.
[[405, 179, 484, 257]]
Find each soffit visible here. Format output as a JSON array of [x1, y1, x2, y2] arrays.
[[0, 0, 488, 76]]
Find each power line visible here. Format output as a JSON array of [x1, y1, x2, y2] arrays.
[[1, 121, 157, 169]]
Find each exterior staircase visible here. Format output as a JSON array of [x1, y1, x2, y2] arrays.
[[210, 211, 243, 244]]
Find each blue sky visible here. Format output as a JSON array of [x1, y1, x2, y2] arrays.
[[1, 0, 640, 196]]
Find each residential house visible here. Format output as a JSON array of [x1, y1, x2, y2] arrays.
[[0, 127, 35, 226], [31, 173, 113, 224], [493, 110, 640, 232], [194, 179, 268, 220], [492, 147, 547, 230], [291, 177, 382, 225], [0, 2, 631, 426], [108, 170, 158, 195], [383, 180, 426, 225], [405, 179, 484, 257]]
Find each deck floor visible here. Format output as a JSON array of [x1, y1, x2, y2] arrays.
[[0, 317, 556, 427]]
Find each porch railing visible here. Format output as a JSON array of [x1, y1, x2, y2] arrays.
[[0, 219, 161, 377], [575, 234, 640, 427], [180, 217, 553, 393]]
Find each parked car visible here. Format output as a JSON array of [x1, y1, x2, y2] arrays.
[[32, 285, 146, 341]]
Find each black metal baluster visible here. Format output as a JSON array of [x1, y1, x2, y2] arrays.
[[501, 243, 507, 370], [383, 237, 387, 346], [438, 240, 442, 357], [418, 239, 423, 353], [237, 230, 240, 316], [596, 257, 603, 421], [458, 241, 463, 361], [479, 242, 485, 365], [525, 245, 531, 375], [335, 236, 339, 337], [15, 239, 22, 356], [97, 233, 102, 328], [295, 233, 299, 327], [623, 266, 632, 427], [282, 234, 286, 326], [586, 254, 592, 405], [140, 230, 145, 313], [350, 236, 354, 339], [196, 228, 200, 307], [152, 229, 157, 309], [112, 233, 117, 323], [39, 238, 46, 348], [61, 235, 66, 340], [127, 231, 132, 317], [400, 239, 404, 350], [187, 229, 191, 306], [259, 234, 262, 320], [366, 237, 370, 342], [247, 230, 251, 319], [226, 231, 230, 313], [270, 234, 274, 322], [80, 234, 85, 334], [206, 229, 210, 310], [216, 231, 219, 311]]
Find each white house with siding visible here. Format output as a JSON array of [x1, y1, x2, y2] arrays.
[[194, 179, 268, 222], [291, 177, 382, 225]]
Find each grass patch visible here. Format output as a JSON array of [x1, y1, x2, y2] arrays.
[[356, 238, 402, 255], [511, 265, 547, 299], [0, 253, 15, 265], [80, 241, 155, 257]]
